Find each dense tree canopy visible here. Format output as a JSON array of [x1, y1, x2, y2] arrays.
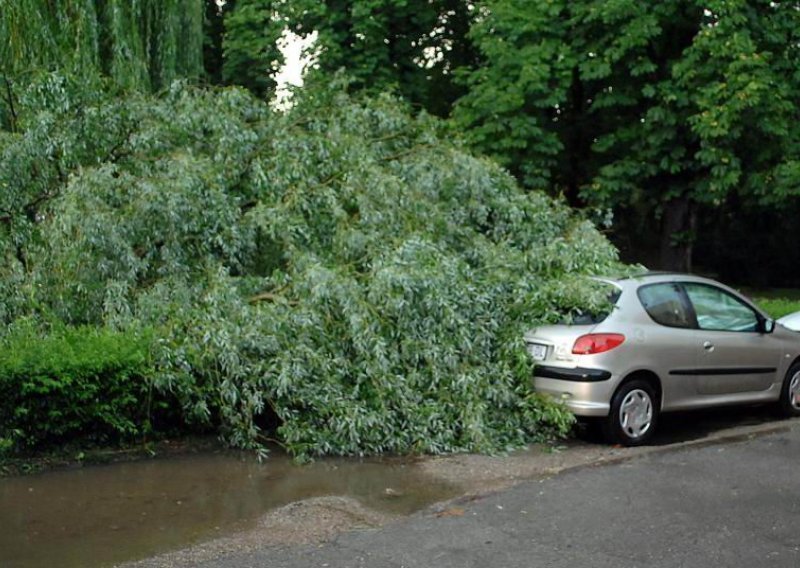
[[280, 0, 478, 116], [454, 0, 800, 270], [221, 0, 284, 98], [0, 0, 203, 94]]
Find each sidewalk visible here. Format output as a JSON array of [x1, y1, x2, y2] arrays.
[[127, 410, 796, 568]]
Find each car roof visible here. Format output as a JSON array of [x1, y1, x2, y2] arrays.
[[603, 272, 771, 317], [608, 272, 725, 287]]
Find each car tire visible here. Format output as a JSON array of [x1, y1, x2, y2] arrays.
[[778, 362, 800, 417], [603, 379, 658, 446]]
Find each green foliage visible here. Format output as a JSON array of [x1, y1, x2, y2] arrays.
[[452, 0, 578, 190], [222, 0, 283, 98], [0, 76, 623, 457], [453, 0, 800, 267], [203, 0, 228, 84], [281, 0, 477, 116], [0, 0, 204, 94], [0, 323, 156, 451]]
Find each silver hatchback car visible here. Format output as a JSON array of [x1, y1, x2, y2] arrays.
[[525, 273, 800, 446]]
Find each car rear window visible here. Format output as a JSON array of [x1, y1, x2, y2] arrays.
[[637, 283, 694, 328], [560, 288, 622, 325]]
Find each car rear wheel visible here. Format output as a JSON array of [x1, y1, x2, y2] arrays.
[[603, 380, 658, 446], [778, 363, 800, 417]]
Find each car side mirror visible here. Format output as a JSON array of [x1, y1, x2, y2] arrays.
[[762, 318, 776, 334]]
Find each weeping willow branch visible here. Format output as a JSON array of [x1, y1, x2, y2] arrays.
[[248, 291, 299, 306], [101, 125, 137, 163], [380, 143, 433, 162], [0, 187, 63, 226], [0, 148, 69, 225], [0, 0, 204, 92]]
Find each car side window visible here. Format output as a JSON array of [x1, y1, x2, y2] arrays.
[[682, 283, 759, 332], [637, 283, 695, 328]]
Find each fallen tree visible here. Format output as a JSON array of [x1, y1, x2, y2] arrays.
[[0, 76, 623, 457]]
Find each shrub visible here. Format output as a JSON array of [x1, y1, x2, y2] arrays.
[[0, 323, 157, 451]]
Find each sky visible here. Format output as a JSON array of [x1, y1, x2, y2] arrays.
[[274, 31, 317, 106]]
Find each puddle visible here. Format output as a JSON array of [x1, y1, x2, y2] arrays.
[[0, 452, 458, 568]]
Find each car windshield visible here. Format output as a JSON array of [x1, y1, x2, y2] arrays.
[[560, 287, 622, 325]]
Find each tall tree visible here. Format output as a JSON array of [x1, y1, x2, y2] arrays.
[[203, 0, 227, 84], [281, 0, 478, 116], [0, 0, 204, 92], [221, 0, 284, 98], [454, 0, 800, 271]]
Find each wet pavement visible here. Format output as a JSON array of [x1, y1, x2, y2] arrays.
[[222, 425, 800, 568], [0, 403, 791, 568], [0, 453, 457, 568]]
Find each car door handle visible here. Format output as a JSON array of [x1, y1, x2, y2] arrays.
[[703, 341, 715, 352]]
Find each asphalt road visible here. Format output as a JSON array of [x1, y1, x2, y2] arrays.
[[203, 425, 800, 568]]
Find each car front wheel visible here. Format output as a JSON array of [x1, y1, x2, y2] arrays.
[[603, 379, 658, 446]]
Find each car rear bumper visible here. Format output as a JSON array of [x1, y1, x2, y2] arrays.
[[535, 365, 612, 382], [533, 367, 615, 417]]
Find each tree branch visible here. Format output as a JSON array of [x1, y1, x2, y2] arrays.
[[248, 291, 298, 306], [101, 126, 137, 164], [380, 143, 432, 162], [1, 74, 18, 132]]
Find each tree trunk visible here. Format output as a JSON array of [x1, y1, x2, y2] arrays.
[[659, 196, 695, 272]]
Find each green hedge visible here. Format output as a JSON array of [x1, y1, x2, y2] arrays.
[[0, 324, 157, 452]]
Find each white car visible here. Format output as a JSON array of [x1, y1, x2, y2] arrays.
[[778, 311, 800, 332]]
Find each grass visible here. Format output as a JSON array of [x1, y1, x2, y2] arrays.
[[742, 288, 800, 319], [752, 297, 800, 319]]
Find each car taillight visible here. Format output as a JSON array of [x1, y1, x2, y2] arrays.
[[572, 333, 625, 355]]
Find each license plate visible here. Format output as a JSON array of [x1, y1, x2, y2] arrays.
[[527, 343, 548, 361]]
